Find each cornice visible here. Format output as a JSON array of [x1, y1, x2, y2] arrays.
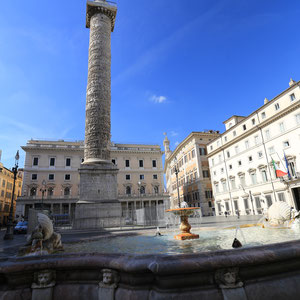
[[207, 100, 300, 158]]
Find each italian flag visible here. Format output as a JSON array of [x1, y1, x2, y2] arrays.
[[272, 159, 287, 177]]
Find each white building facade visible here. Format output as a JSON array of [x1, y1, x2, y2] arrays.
[[207, 79, 300, 216]]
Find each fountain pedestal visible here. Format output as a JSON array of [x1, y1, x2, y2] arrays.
[[167, 208, 200, 240]]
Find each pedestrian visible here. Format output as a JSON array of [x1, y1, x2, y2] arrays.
[[225, 211, 228, 218]]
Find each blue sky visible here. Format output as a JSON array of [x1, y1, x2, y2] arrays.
[[1, 0, 300, 168]]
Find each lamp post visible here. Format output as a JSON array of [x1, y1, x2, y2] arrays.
[[40, 179, 47, 210], [174, 157, 181, 208], [138, 181, 142, 208], [3, 151, 19, 240]]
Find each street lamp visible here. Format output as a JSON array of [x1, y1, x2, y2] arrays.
[[3, 151, 19, 240], [40, 179, 47, 210], [173, 157, 181, 208], [138, 181, 142, 208]]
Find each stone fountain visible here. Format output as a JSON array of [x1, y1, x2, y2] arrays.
[[166, 203, 200, 240]]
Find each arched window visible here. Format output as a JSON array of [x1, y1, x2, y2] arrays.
[[154, 186, 159, 194], [64, 187, 70, 196], [126, 186, 131, 195], [48, 187, 54, 197], [30, 187, 36, 196], [140, 186, 145, 194]]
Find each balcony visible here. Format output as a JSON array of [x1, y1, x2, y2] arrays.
[[118, 193, 169, 200]]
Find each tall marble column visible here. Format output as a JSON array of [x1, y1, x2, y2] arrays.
[[84, 0, 117, 164], [75, 1, 121, 229]]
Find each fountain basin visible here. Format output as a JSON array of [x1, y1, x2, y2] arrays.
[[2, 240, 300, 299]]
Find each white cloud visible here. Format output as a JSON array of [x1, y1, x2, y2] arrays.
[[170, 131, 178, 137], [174, 141, 179, 146], [150, 95, 167, 104]]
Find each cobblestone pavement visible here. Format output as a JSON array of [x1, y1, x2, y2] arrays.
[[0, 215, 262, 258]]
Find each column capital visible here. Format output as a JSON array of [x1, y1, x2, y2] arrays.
[[86, 0, 117, 31]]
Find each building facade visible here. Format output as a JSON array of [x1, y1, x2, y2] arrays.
[[164, 131, 220, 215], [17, 140, 168, 221], [207, 79, 300, 216], [0, 161, 23, 225]]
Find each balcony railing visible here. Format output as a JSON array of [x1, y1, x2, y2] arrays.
[[118, 193, 169, 199], [88, 0, 117, 8]]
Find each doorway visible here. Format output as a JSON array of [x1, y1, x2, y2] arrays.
[[292, 188, 300, 210]]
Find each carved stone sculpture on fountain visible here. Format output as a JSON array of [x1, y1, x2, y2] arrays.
[[19, 213, 63, 256]]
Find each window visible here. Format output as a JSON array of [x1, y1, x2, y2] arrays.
[[234, 200, 239, 211], [250, 173, 257, 185], [184, 155, 187, 163], [265, 129, 271, 140], [230, 178, 236, 189], [288, 161, 296, 177], [283, 140, 290, 148], [33, 157, 39, 166], [154, 186, 159, 194], [239, 176, 246, 187], [213, 171, 216, 176], [217, 202, 222, 212], [66, 158, 71, 167], [211, 158, 215, 166], [262, 170, 268, 182], [266, 195, 272, 207], [245, 140, 249, 149], [125, 174, 130, 180], [152, 160, 157, 168], [64, 187, 70, 196], [255, 197, 261, 210], [65, 174, 71, 181], [140, 174, 144, 180], [278, 192, 285, 202], [199, 148, 206, 155], [48, 187, 54, 197], [244, 198, 249, 210], [217, 141, 220, 147], [225, 201, 230, 211], [2, 180, 5, 187], [268, 146, 275, 154], [32, 174, 37, 180], [235, 146, 239, 154], [112, 159, 116, 165], [205, 191, 213, 198], [140, 186, 145, 194], [243, 124, 246, 131], [254, 135, 260, 145], [233, 131, 236, 137], [258, 151, 263, 158], [296, 113, 300, 125], [125, 160, 130, 167], [248, 156, 253, 162], [229, 164, 232, 170], [221, 168, 224, 174], [290, 93, 296, 101], [191, 150, 195, 158], [261, 112, 266, 119], [218, 155, 222, 163], [126, 186, 131, 195], [252, 118, 255, 125], [224, 136, 227, 142], [30, 187, 36, 196], [49, 157, 55, 166], [210, 146, 213, 151], [49, 174, 54, 180], [279, 122, 285, 133], [215, 183, 219, 193], [238, 160, 242, 166], [227, 151, 230, 158], [275, 103, 280, 111], [222, 181, 227, 192], [139, 160, 144, 168], [153, 174, 158, 180], [203, 170, 210, 178]]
